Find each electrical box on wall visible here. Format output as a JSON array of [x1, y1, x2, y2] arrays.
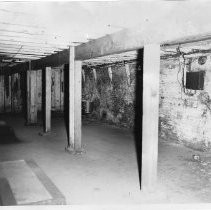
[[186, 71, 205, 90]]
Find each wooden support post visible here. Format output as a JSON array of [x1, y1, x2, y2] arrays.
[[54, 69, 60, 110], [44, 67, 52, 133], [26, 62, 38, 125], [0, 75, 4, 113], [66, 46, 82, 153], [74, 60, 82, 151], [4, 75, 11, 113], [141, 44, 160, 192], [68, 46, 75, 149]]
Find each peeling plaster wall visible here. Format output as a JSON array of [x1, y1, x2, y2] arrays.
[[84, 56, 211, 150], [160, 57, 211, 151], [82, 63, 136, 128]]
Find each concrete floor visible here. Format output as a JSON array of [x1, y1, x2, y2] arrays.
[[1, 113, 211, 204]]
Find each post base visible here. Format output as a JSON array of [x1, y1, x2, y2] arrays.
[[38, 131, 51, 136], [25, 122, 40, 126], [65, 145, 85, 155]]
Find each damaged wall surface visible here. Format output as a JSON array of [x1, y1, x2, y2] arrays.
[[1, 55, 211, 150], [84, 56, 211, 151], [82, 63, 136, 128], [160, 56, 211, 151], [0, 67, 64, 114]]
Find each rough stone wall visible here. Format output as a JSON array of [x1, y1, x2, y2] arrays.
[[84, 56, 211, 150], [160, 56, 211, 151], [82, 63, 136, 128]]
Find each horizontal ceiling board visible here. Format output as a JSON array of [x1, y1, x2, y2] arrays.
[[0, 51, 51, 56], [0, 21, 45, 29], [0, 39, 68, 48], [0, 47, 57, 54], [0, 48, 53, 54], [0, 40, 64, 50], [0, 34, 51, 42], [0, 28, 45, 36]]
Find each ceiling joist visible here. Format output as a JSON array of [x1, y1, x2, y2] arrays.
[[0, 50, 52, 56], [0, 46, 57, 54], [0, 21, 45, 29], [0, 39, 68, 48], [0, 42, 64, 51]]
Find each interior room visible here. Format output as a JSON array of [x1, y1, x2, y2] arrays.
[[1, 1, 211, 206]]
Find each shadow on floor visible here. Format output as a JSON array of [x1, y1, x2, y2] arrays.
[[0, 121, 21, 144]]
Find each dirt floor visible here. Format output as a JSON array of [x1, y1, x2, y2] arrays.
[[0, 113, 211, 204]]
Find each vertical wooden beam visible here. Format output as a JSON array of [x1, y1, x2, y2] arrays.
[[51, 70, 55, 111], [44, 67, 52, 133], [60, 68, 64, 112], [66, 46, 82, 152], [4, 75, 11, 113], [36, 70, 42, 111], [74, 61, 82, 151], [68, 46, 75, 149], [26, 69, 30, 123], [26, 62, 38, 125], [141, 44, 160, 192], [54, 69, 60, 110], [0, 75, 4, 113]]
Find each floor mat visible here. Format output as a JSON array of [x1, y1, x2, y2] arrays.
[[0, 159, 66, 205]]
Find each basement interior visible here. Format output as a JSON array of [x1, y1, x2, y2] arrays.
[[1, 1, 211, 206]]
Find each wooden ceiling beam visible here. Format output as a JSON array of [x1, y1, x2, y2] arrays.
[[5, 27, 211, 74]]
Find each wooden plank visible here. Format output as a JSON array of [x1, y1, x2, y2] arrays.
[[11, 73, 21, 113], [36, 70, 42, 111], [75, 30, 211, 60], [66, 47, 82, 152], [141, 44, 160, 192], [44, 67, 51, 133], [16, 73, 22, 112], [74, 61, 82, 151], [11, 74, 15, 112], [54, 69, 61, 110], [4, 75, 11, 113], [51, 70, 55, 111], [30, 71, 38, 123], [0, 75, 4, 113], [26, 70, 38, 124], [26, 70, 30, 122], [60, 68, 64, 111], [68, 46, 75, 148]]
